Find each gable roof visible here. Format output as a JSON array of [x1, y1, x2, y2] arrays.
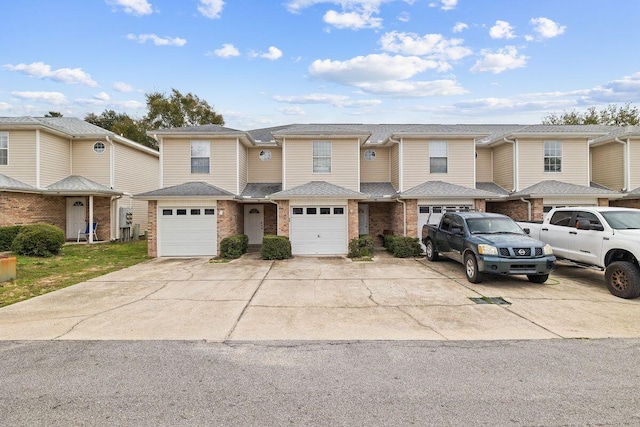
[[399, 181, 500, 199], [135, 182, 236, 199], [0, 173, 38, 192], [476, 182, 510, 196], [269, 181, 367, 200], [510, 180, 622, 199], [240, 183, 282, 199], [46, 175, 122, 196], [360, 182, 397, 198]]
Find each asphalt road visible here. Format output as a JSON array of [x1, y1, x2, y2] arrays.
[[1, 339, 639, 426]]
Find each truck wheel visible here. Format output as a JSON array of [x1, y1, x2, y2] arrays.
[[425, 239, 439, 261], [605, 261, 640, 299], [464, 253, 483, 283], [527, 274, 549, 284]]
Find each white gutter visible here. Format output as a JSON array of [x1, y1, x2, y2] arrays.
[[35, 129, 41, 188], [105, 136, 115, 189], [504, 137, 517, 192], [520, 198, 532, 221], [614, 137, 630, 192]]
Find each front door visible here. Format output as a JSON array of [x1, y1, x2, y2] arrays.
[[358, 204, 369, 235], [66, 197, 86, 239], [244, 205, 264, 244]]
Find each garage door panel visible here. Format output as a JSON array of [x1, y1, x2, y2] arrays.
[[158, 207, 217, 257], [290, 206, 347, 255]]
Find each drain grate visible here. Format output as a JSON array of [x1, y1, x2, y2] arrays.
[[469, 296, 510, 305]]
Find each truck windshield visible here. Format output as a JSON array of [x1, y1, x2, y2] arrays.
[[600, 211, 640, 229], [467, 217, 525, 235]]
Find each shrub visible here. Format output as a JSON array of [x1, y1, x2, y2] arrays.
[[383, 235, 398, 253], [348, 234, 374, 258], [11, 223, 65, 257], [220, 234, 249, 259], [0, 226, 22, 251], [391, 237, 423, 258], [261, 235, 291, 260]]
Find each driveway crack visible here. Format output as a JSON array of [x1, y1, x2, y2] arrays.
[[396, 306, 447, 339]]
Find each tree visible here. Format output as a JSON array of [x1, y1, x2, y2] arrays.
[[542, 103, 640, 126], [143, 88, 224, 129], [44, 111, 63, 117], [85, 110, 156, 149]]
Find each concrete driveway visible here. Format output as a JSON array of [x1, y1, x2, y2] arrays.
[[0, 251, 638, 341]]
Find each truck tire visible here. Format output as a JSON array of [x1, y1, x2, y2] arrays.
[[527, 274, 549, 284], [425, 239, 439, 261], [605, 261, 640, 299], [464, 253, 483, 283]]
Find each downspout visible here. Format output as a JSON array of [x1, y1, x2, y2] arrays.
[[357, 138, 361, 193], [105, 136, 115, 189], [398, 199, 407, 236], [504, 137, 517, 192], [614, 137, 630, 192], [520, 198, 532, 221], [282, 137, 286, 190], [388, 135, 402, 192], [268, 199, 279, 236], [35, 129, 41, 188], [236, 138, 240, 195], [473, 138, 477, 189], [149, 134, 163, 188], [110, 194, 123, 241]]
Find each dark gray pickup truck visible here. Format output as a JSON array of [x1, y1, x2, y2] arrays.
[[422, 212, 556, 283]]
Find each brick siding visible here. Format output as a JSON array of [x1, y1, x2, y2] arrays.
[[263, 203, 277, 236], [276, 200, 290, 237], [147, 200, 157, 257], [486, 198, 544, 221], [217, 200, 243, 250]]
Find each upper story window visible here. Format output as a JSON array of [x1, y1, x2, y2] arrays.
[[0, 132, 7, 165], [429, 141, 448, 173], [93, 141, 106, 154], [544, 141, 562, 173], [364, 149, 376, 161], [191, 141, 210, 174], [313, 141, 331, 173]]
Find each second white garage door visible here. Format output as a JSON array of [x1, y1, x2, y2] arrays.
[[158, 207, 217, 257], [290, 206, 347, 255]]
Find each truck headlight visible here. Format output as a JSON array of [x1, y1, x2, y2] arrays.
[[543, 244, 554, 256], [478, 244, 498, 255]]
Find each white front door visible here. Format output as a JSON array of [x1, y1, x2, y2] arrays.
[[244, 204, 264, 244], [66, 197, 86, 239], [358, 204, 369, 235]]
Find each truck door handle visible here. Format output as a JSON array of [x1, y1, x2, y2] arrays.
[[569, 231, 577, 235], [541, 228, 548, 232]]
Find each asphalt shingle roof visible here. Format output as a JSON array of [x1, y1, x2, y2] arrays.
[[240, 183, 282, 199], [46, 175, 122, 195], [269, 181, 367, 199], [400, 181, 500, 199], [0, 173, 38, 192], [0, 116, 112, 137], [135, 182, 236, 199], [476, 182, 510, 196], [360, 182, 397, 198], [510, 180, 620, 198], [149, 124, 245, 135]]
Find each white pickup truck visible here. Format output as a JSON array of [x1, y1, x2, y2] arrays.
[[517, 207, 640, 299]]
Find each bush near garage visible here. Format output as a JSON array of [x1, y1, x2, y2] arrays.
[[0, 225, 23, 251], [10, 223, 65, 257], [261, 235, 291, 260], [348, 234, 374, 258], [384, 235, 423, 258], [220, 234, 249, 259]]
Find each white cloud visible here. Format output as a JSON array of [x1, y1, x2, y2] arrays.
[[273, 93, 383, 107], [397, 12, 410, 23], [277, 106, 306, 115], [94, 92, 111, 101], [209, 43, 240, 58], [529, 17, 566, 39], [198, 0, 224, 19], [260, 46, 283, 60], [113, 82, 135, 92], [0, 102, 10, 112], [76, 96, 145, 110], [11, 91, 67, 105], [2, 62, 98, 87], [309, 53, 438, 85], [429, 0, 457, 10], [452, 22, 468, 33], [323, 10, 382, 29], [489, 20, 515, 39], [379, 31, 472, 64], [126, 34, 187, 46], [470, 46, 528, 74], [106, 0, 152, 16], [286, 0, 407, 14], [356, 79, 467, 97]]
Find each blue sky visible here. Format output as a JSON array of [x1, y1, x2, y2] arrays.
[[2, 0, 639, 130]]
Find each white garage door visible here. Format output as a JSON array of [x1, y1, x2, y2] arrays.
[[290, 206, 347, 255], [418, 205, 472, 237], [158, 207, 217, 256]]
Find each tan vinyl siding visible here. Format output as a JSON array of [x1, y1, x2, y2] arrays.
[[518, 138, 589, 190], [493, 143, 514, 191], [248, 147, 282, 183], [391, 144, 399, 190], [72, 139, 111, 187], [403, 139, 475, 190], [162, 138, 237, 193], [39, 131, 70, 186], [475, 146, 492, 183], [284, 138, 359, 191], [630, 139, 640, 190], [238, 143, 248, 193], [0, 130, 37, 185], [114, 143, 159, 233], [360, 147, 390, 182], [591, 143, 624, 191]]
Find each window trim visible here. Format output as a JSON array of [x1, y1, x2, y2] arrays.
[[429, 141, 448, 174], [0, 132, 8, 166], [190, 140, 211, 174], [544, 140, 562, 173], [312, 141, 331, 173]]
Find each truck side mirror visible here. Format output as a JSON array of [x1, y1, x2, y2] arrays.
[[451, 227, 463, 235], [576, 219, 590, 230], [522, 227, 530, 235]]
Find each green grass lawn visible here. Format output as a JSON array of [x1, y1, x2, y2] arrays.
[[0, 239, 150, 308]]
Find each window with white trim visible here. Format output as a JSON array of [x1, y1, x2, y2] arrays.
[[0, 132, 8, 165], [313, 141, 331, 173], [429, 141, 447, 173], [191, 141, 210, 174], [544, 141, 562, 173]]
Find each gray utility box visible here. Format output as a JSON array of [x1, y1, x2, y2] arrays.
[[119, 207, 133, 228]]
